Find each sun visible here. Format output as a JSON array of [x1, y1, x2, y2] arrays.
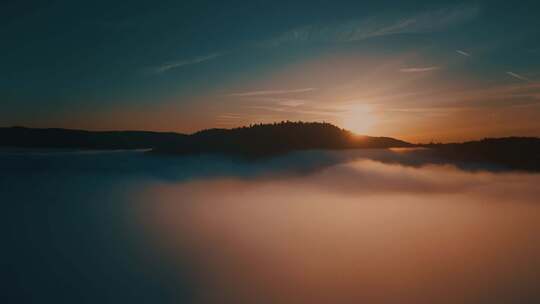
[[341, 104, 376, 135]]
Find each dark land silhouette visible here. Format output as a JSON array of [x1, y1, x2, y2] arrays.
[[0, 122, 410, 154], [0, 126, 186, 150], [423, 137, 540, 172], [153, 122, 411, 157], [1, 122, 539, 171]]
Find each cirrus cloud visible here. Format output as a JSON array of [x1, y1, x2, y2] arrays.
[[153, 53, 222, 73], [400, 66, 441, 73], [261, 5, 480, 47]]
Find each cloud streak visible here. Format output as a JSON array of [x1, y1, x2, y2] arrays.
[[228, 88, 317, 97], [262, 6, 480, 46], [400, 66, 441, 73], [217, 113, 242, 119], [456, 50, 471, 57], [506, 72, 531, 82], [247, 105, 341, 117], [240, 96, 309, 107], [154, 53, 222, 73], [277, 99, 308, 107]]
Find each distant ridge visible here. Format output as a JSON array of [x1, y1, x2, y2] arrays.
[[424, 137, 540, 172], [0, 126, 187, 150], [153, 121, 412, 157], [2, 123, 539, 171], [0, 122, 410, 156]]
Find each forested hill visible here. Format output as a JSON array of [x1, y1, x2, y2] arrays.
[[153, 122, 411, 156], [0, 122, 411, 155], [2, 123, 539, 170]]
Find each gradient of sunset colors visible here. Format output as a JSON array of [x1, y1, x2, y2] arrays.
[[2, 0, 540, 142]]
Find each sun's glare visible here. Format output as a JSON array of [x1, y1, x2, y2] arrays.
[[341, 104, 376, 135]]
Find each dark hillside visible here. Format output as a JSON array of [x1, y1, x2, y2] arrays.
[[153, 121, 412, 156], [0, 127, 187, 150], [0, 122, 411, 156], [424, 137, 540, 171]]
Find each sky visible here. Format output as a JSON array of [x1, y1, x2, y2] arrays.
[[2, 0, 540, 142]]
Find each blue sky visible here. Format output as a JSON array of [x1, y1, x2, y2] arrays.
[[2, 0, 540, 141]]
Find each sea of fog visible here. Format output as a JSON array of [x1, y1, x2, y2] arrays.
[[2, 149, 540, 303]]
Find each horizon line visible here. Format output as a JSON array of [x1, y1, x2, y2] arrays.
[[2, 122, 539, 145]]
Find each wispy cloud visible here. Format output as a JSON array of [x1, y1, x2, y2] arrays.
[[228, 88, 317, 97], [506, 72, 531, 82], [261, 6, 479, 46], [399, 82, 540, 110], [400, 66, 441, 73], [217, 113, 242, 119], [241, 96, 309, 107], [247, 105, 341, 117], [277, 99, 307, 107], [154, 53, 222, 73], [456, 50, 471, 57]]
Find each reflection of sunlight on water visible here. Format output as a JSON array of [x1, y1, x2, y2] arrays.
[[138, 160, 540, 303]]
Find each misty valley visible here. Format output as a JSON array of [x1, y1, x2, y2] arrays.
[[3, 148, 540, 303]]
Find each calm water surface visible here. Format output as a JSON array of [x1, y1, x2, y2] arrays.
[[2, 149, 540, 303]]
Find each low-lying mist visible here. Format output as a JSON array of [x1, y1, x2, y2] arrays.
[[137, 153, 540, 304], [3, 149, 540, 303]]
